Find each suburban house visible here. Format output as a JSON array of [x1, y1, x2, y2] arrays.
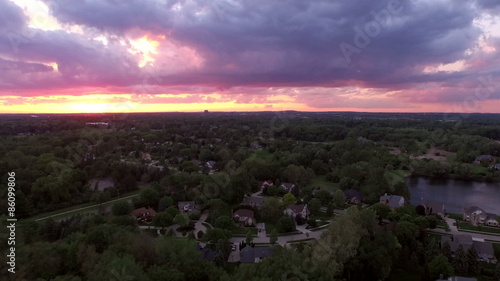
[[131, 207, 156, 222], [280, 182, 296, 193], [420, 199, 446, 217], [178, 201, 197, 214], [490, 163, 500, 171], [205, 161, 217, 169], [240, 245, 274, 263], [284, 204, 310, 219], [485, 213, 499, 227], [441, 234, 497, 264], [250, 142, 263, 149], [242, 196, 265, 209], [233, 209, 255, 227], [140, 152, 152, 161], [473, 154, 496, 165], [259, 180, 274, 191], [463, 206, 499, 227], [343, 189, 365, 204], [205, 160, 217, 173], [379, 194, 405, 209]]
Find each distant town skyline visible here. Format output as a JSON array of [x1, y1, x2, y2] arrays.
[[1, 0, 500, 113]]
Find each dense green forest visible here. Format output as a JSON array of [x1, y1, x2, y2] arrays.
[[0, 112, 499, 280]]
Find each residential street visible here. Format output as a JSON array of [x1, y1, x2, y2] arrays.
[[430, 217, 500, 243]]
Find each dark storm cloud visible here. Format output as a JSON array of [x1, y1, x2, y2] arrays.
[[0, 0, 498, 105], [39, 0, 483, 87]]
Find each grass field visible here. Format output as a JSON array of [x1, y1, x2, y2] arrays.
[[457, 221, 500, 235], [306, 175, 339, 190], [232, 227, 258, 236], [31, 190, 140, 221], [247, 150, 273, 161]]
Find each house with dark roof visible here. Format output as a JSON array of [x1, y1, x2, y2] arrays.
[[178, 201, 197, 214], [284, 204, 310, 219], [379, 194, 405, 209], [441, 234, 497, 264], [242, 196, 265, 209], [421, 199, 446, 217], [131, 207, 156, 222], [473, 154, 496, 165], [280, 182, 296, 193], [259, 180, 274, 191], [240, 245, 274, 263], [233, 209, 255, 227], [344, 189, 365, 204]]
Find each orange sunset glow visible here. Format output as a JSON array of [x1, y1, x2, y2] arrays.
[[1, 0, 500, 113]]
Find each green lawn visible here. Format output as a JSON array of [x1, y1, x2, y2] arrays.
[[457, 221, 500, 235], [264, 223, 300, 235], [306, 175, 339, 190], [436, 220, 447, 228], [493, 242, 500, 259], [232, 227, 258, 236], [247, 150, 273, 161], [473, 165, 489, 175], [31, 190, 140, 221], [447, 213, 463, 221]]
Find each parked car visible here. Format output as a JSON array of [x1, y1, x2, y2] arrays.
[[231, 244, 237, 251]]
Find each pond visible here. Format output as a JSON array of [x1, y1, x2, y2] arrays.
[[406, 177, 500, 214]]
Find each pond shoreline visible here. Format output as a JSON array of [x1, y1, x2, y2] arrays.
[[406, 176, 500, 215]]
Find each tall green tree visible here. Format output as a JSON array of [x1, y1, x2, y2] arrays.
[[428, 254, 454, 280], [270, 229, 278, 245], [308, 198, 322, 216], [173, 213, 190, 228], [452, 245, 468, 276], [260, 197, 282, 223], [112, 201, 133, 216], [245, 231, 254, 245], [331, 189, 346, 208], [466, 246, 479, 276]]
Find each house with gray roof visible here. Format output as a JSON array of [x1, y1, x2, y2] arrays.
[[284, 204, 310, 219], [344, 189, 365, 204], [240, 245, 274, 263], [473, 154, 496, 165], [242, 196, 265, 209], [379, 194, 405, 209], [178, 201, 197, 214], [441, 234, 497, 264], [463, 206, 498, 227], [421, 199, 445, 218], [280, 182, 296, 193]]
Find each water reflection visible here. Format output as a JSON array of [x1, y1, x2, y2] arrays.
[[407, 177, 500, 214]]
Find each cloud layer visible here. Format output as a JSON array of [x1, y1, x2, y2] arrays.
[[0, 0, 500, 111]]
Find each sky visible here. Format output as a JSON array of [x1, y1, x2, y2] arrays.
[[1, 0, 500, 113]]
